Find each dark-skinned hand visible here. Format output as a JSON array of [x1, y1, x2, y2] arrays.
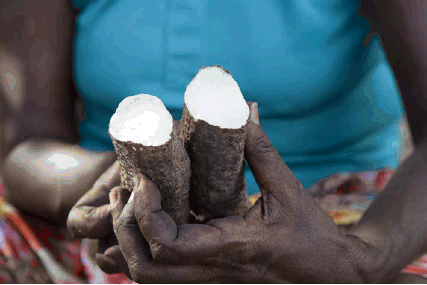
[[110, 102, 381, 283], [66, 104, 259, 277], [66, 159, 132, 277], [66, 120, 184, 278]]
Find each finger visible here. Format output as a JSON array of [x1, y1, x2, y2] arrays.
[[111, 185, 154, 279], [246, 101, 259, 124], [67, 160, 121, 238], [114, 191, 226, 283], [131, 262, 225, 284], [244, 103, 305, 220], [96, 232, 119, 253], [132, 174, 178, 256], [133, 174, 222, 264], [96, 244, 131, 278], [110, 186, 132, 225]]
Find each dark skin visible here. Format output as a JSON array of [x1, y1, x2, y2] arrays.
[[0, 0, 116, 227], [2, 0, 427, 282], [70, 106, 427, 283], [109, 105, 427, 283], [69, 1, 427, 283], [111, 107, 369, 283]]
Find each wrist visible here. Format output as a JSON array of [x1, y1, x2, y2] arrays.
[[343, 233, 386, 283], [291, 228, 382, 283]]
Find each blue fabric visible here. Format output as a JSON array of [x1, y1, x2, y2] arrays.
[[72, 0, 404, 194]]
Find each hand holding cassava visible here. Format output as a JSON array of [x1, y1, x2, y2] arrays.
[[66, 159, 131, 277], [110, 103, 380, 283], [66, 121, 184, 277]]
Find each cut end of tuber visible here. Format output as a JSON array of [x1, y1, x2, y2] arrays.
[[109, 94, 173, 146], [184, 65, 250, 129]]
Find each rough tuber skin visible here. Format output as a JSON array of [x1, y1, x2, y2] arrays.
[[179, 65, 252, 222], [109, 116, 191, 225]]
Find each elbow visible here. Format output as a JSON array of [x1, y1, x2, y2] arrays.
[[0, 145, 63, 219]]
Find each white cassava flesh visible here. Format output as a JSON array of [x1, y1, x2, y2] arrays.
[[180, 65, 252, 221], [109, 93, 190, 224], [109, 94, 173, 146], [185, 66, 250, 129]]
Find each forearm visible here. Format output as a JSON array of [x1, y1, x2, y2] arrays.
[[365, 0, 427, 146], [347, 2, 427, 281], [347, 145, 427, 282], [0, 0, 80, 160], [1, 137, 116, 224]]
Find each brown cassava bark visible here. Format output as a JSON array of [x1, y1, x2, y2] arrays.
[[109, 121, 191, 225], [179, 103, 251, 221]]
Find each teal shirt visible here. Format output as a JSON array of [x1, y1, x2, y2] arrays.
[[72, 0, 404, 194]]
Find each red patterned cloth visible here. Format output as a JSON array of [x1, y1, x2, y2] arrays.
[[0, 184, 134, 284], [376, 169, 394, 189], [0, 171, 426, 283]]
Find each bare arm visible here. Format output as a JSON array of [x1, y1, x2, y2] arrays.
[[0, 0, 116, 225], [347, 1, 427, 282], [0, 0, 79, 153]]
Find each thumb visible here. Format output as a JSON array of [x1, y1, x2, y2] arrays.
[[245, 102, 305, 219]]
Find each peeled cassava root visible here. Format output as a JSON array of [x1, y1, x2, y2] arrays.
[[108, 65, 251, 224], [180, 65, 252, 221], [109, 94, 191, 225]]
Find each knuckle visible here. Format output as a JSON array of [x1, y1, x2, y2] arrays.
[[253, 135, 274, 154], [66, 211, 79, 233], [150, 240, 170, 262], [111, 185, 123, 193], [96, 254, 115, 274], [67, 209, 90, 237], [131, 268, 146, 283], [104, 246, 121, 260], [246, 128, 274, 156], [114, 214, 135, 236], [128, 253, 157, 283], [66, 223, 81, 238], [85, 206, 109, 232], [129, 258, 150, 283], [127, 253, 139, 268]]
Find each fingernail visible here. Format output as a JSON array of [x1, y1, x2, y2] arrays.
[[128, 191, 135, 205], [109, 188, 119, 208], [132, 175, 141, 190], [250, 102, 259, 124]]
